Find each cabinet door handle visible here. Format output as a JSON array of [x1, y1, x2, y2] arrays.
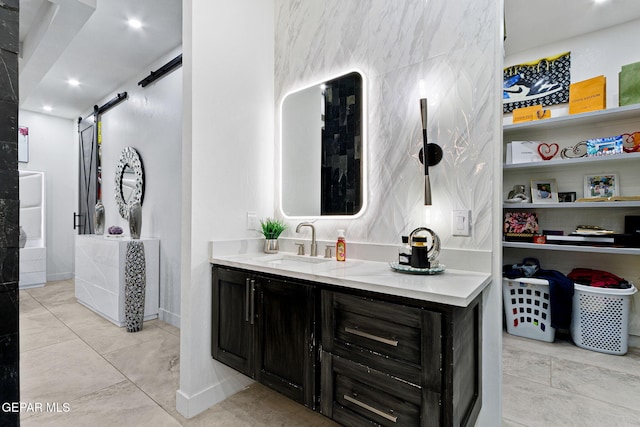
[[343, 395, 397, 423], [344, 327, 398, 347], [250, 279, 256, 325], [245, 278, 250, 322]]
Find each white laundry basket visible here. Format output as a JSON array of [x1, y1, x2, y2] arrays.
[[503, 278, 556, 342], [570, 283, 637, 355]]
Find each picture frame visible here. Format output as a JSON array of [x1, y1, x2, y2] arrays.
[[558, 191, 577, 203], [531, 179, 559, 203], [584, 173, 619, 198], [18, 126, 29, 163]]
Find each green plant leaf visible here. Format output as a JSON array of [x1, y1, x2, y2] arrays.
[[259, 217, 287, 239]]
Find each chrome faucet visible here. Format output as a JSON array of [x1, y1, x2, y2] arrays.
[[295, 222, 317, 256]]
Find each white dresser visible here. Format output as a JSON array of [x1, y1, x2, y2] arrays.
[[75, 235, 159, 327]]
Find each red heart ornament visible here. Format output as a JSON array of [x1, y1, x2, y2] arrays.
[[537, 143, 559, 160]]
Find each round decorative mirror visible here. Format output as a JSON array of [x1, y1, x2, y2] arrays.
[[114, 147, 144, 220]]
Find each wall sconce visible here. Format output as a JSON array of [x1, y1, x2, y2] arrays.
[[419, 98, 443, 205]]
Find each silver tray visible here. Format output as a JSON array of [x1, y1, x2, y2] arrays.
[[389, 261, 446, 275]]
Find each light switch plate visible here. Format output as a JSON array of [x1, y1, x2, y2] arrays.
[[452, 210, 470, 236], [247, 212, 257, 230]]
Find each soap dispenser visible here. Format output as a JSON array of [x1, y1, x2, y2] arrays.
[[336, 230, 346, 261], [398, 236, 411, 265]]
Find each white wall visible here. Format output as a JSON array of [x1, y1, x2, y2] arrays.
[[177, 0, 275, 418], [17, 110, 76, 281], [178, 0, 502, 424], [87, 45, 183, 327]]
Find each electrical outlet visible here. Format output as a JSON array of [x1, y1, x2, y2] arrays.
[[452, 210, 470, 236], [247, 212, 257, 230]]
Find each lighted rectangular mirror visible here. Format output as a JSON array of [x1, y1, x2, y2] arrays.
[[280, 71, 365, 217]]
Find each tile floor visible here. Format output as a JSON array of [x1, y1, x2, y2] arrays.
[[502, 332, 640, 426], [19, 280, 336, 426], [19, 280, 640, 426]]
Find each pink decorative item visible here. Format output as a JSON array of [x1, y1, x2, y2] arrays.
[[537, 143, 559, 160]]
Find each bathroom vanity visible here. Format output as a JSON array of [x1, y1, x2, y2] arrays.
[[211, 252, 490, 426]]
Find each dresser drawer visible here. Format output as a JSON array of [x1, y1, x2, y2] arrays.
[[322, 291, 442, 384], [321, 352, 439, 427]]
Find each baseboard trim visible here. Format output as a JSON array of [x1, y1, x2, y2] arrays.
[[159, 309, 181, 328], [47, 272, 73, 281], [176, 371, 253, 418]]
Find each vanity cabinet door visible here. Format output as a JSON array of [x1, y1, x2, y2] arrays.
[[255, 277, 317, 409], [211, 267, 255, 377]]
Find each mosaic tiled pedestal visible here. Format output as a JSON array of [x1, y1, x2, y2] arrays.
[[125, 240, 146, 332]]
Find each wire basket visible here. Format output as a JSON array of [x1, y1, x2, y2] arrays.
[[570, 283, 637, 355], [503, 278, 556, 342]]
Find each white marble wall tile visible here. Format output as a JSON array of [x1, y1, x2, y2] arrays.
[[275, 0, 326, 99], [275, 0, 498, 254], [323, 0, 370, 77], [424, 0, 496, 60], [368, 0, 424, 77]]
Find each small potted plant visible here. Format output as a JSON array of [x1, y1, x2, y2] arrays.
[[260, 217, 287, 253]]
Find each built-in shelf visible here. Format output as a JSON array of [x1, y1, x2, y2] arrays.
[[503, 201, 640, 209], [503, 104, 640, 136], [502, 241, 640, 255], [503, 151, 640, 171]]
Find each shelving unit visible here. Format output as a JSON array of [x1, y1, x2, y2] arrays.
[[504, 201, 640, 209], [503, 241, 640, 256], [502, 106, 640, 271]]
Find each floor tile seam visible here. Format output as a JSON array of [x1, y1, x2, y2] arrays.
[[19, 335, 80, 355], [544, 365, 640, 415], [100, 329, 180, 361], [38, 295, 170, 356], [80, 342, 176, 415], [504, 342, 640, 377], [500, 416, 530, 427], [548, 353, 640, 379], [97, 334, 181, 407]]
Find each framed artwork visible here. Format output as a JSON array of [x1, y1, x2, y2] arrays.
[[503, 211, 539, 241], [503, 52, 571, 114], [531, 179, 559, 203], [558, 191, 577, 203], [18, 126, 29, 163], [584, 173, 619, 198]]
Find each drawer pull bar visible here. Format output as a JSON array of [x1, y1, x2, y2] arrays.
[[344, 395, 397, 423], [344, 327, 398, 347], [245, 278, 250, 322]]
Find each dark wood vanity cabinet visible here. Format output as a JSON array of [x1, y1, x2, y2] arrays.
[[211, 266, 318, 409], [212, 265, 482, 427], [321, 290, 482, 427]]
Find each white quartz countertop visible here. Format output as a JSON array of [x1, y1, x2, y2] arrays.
[[210, 252, 492, 307]]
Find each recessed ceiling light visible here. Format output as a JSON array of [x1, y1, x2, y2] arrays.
[[128, 18, 143, 29], [43, 105, 53, 112], [67, 78, 80, 87]]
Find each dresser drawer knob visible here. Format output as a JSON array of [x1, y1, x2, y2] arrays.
[[344, 395, 398, 423], [344, 327, 399, 347]]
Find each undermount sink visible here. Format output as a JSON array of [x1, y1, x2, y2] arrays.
[[256, 253, 332, 266]]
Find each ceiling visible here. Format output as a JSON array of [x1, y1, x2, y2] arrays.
[[19, 1, 640, 119], [504, 0, 640, 55], [19, 0, 182, 120]]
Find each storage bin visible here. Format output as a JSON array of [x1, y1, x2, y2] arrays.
[[503, 278, 556, 342], [570, 283, 637, 355]]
